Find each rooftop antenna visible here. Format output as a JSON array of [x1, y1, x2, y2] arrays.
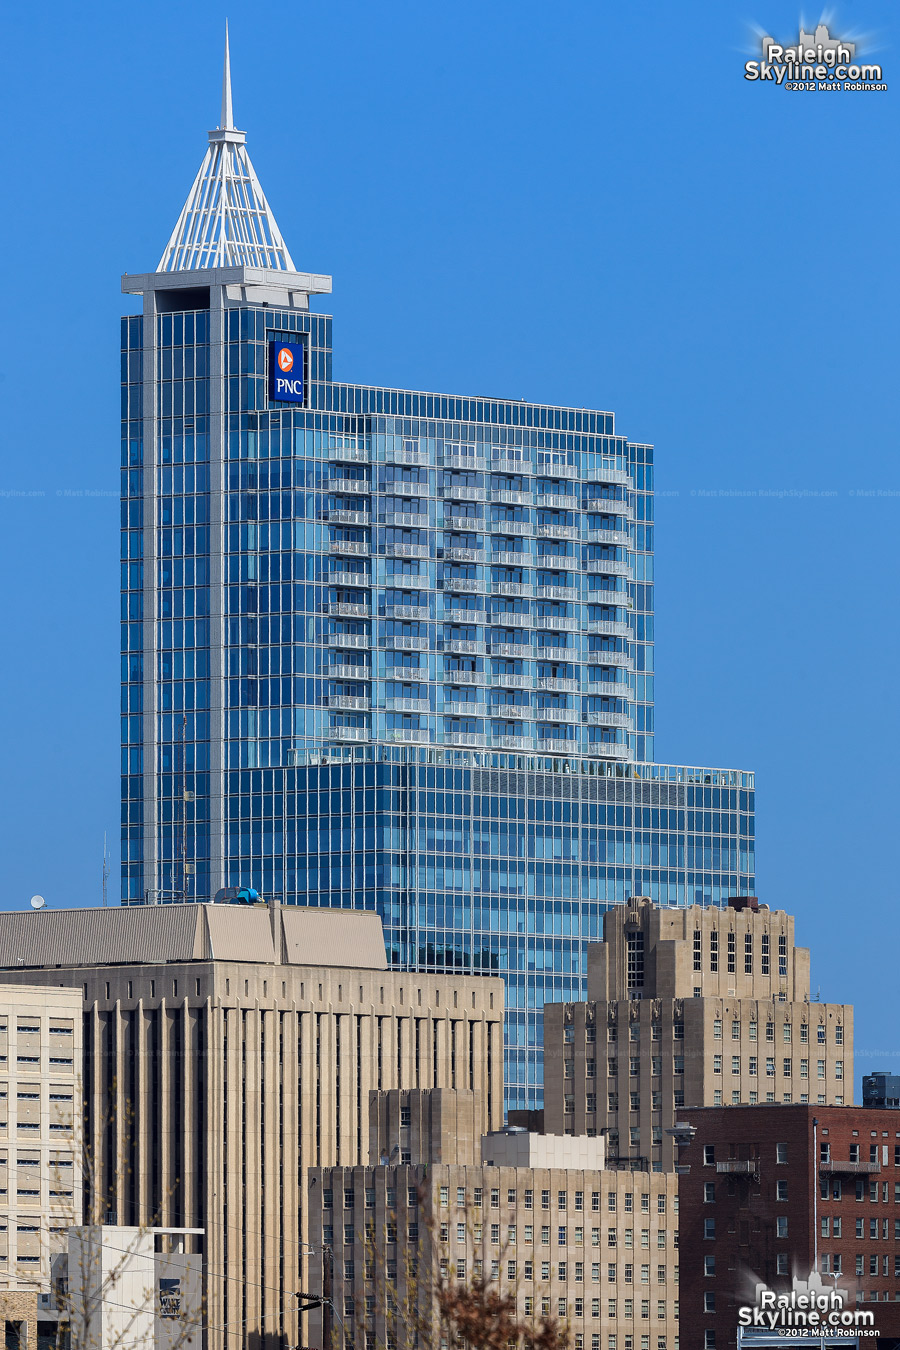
[[157, 21, 296, 272], [221, 20, 234, 130], [102, 832, 110, 907]]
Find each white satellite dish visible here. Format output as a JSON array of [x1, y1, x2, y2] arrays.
[[29, 895, 46, 910]]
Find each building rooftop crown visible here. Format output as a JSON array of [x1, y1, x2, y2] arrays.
[[157, 25, 296, 273]]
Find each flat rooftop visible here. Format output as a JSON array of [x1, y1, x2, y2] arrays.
[[0, 903, 387, 971]]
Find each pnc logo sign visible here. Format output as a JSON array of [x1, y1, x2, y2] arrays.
[[268, 340, 305, 404]]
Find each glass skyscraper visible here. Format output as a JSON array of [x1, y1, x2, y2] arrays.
[[121, 52, 754, 1107]]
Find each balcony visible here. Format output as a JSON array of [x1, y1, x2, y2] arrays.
[[542, 494, 578, 510], [492, 551, 531, 567], [587, 742, 632, 760], [494, 705, 531, 720], [536, 677, 578, 693], [329, 540, 370, 556], [496, 735, 535, 751], [539, 461, 578, 478], [584, 711, 633, 729], [384, 698, 430, 713], [385, 444, 429, 465], [387, 605, 431, 620], [586, 679, 631, 698], [489, 519, 531, 535], [819, 1160, 882, 1175], [586, 501, 634, 523], [327, 478, 371, 495], [324, 663, 370, 679], [443, 547, 485, 563], [585, 620, 631, 638], [443, 577, 487, 594], [326, 695, 370, 711], [386, 543, 430, 558], [535, 585, 579, 601], [443, 452, 487, 471], [585, 529, 631, 546], [537, 707, 579, 722], [328, 572, 371, 588], [330, 633, 370, 649], [584, 466, 631, 487], [540, 616, 579, 631], [328, 602, 370, 618], [381, 511, 430, 528], [715, 1160, 760, 1176], [443, 699, 484, 715], [329, 444, 370, 463], [440, 670, 483, 685], [444, 731, 490, 747], [327, 726, 370, 742], [327, 509, 370, 525], [493, 674, 533, 689], [495, 582, 533, 597], [587, 650, 633, 669], [384, 635, 429, 651], [383, 727, 431, 743], [585, 559, 632, 577], [491, 642, 531, 658], [440, 485, 486, 502], [493, 490, 532, 506], [489, 611, 531, 627], [444, 639, 486, 655], [536, 523, 578, 539], [387, 480, 429, 496]]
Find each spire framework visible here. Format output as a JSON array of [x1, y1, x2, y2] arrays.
[[158, 27, 296, 272]]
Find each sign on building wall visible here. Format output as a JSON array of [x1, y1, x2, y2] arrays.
[[155, 1252, 203, 1350], [268, 340, 305, 404]]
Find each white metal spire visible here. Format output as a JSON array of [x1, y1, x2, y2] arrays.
[[157, 26, 296, 272]]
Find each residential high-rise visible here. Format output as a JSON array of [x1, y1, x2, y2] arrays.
[[120, 41, 755, 1108], [542, 897, 852, 1169]]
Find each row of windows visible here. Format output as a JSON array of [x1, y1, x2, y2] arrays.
[[711, 1019, 840, 1044], [694, 929, 788, 976], [326, 1184, 671, 1213]]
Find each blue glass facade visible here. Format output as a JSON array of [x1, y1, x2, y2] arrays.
[[121, 286, 754, 1107]]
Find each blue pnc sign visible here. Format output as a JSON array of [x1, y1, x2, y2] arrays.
[[268, 340, 305, 404]]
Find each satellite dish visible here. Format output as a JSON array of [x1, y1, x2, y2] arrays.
[[29, 895, 46, 910]]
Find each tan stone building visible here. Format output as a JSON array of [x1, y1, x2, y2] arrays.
[[0, 983, 82, 1348], [310, 1093, 680, 1350], [0, 904, 504, 1350], [543, 897, 852, 1170]]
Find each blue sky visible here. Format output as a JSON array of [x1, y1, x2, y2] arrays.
[[0, 2, 896, 1092]]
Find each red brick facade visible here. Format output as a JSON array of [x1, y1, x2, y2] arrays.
[[677, 1105, 900, 1348]]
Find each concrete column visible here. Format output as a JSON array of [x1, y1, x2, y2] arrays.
[[141, 288, 159, 899], [207, 284, 227, 898]]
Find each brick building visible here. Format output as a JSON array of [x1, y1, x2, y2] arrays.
[[676, 1104, 900, 1349], [543, 897, 852, 1170]]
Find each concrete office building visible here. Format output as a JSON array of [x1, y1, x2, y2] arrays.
[[676, 1105, 900, 1349], [0, 983, 82, 1336], [309, 1091, 679, 1350], [543, 897, 852, 1170], [0, 904, 503, 1350], [119, 38, 756, 1111]]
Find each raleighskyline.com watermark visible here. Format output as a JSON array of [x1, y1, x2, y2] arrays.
[[736, 1273, 885, 1341], [745, 22, 886, 90]]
